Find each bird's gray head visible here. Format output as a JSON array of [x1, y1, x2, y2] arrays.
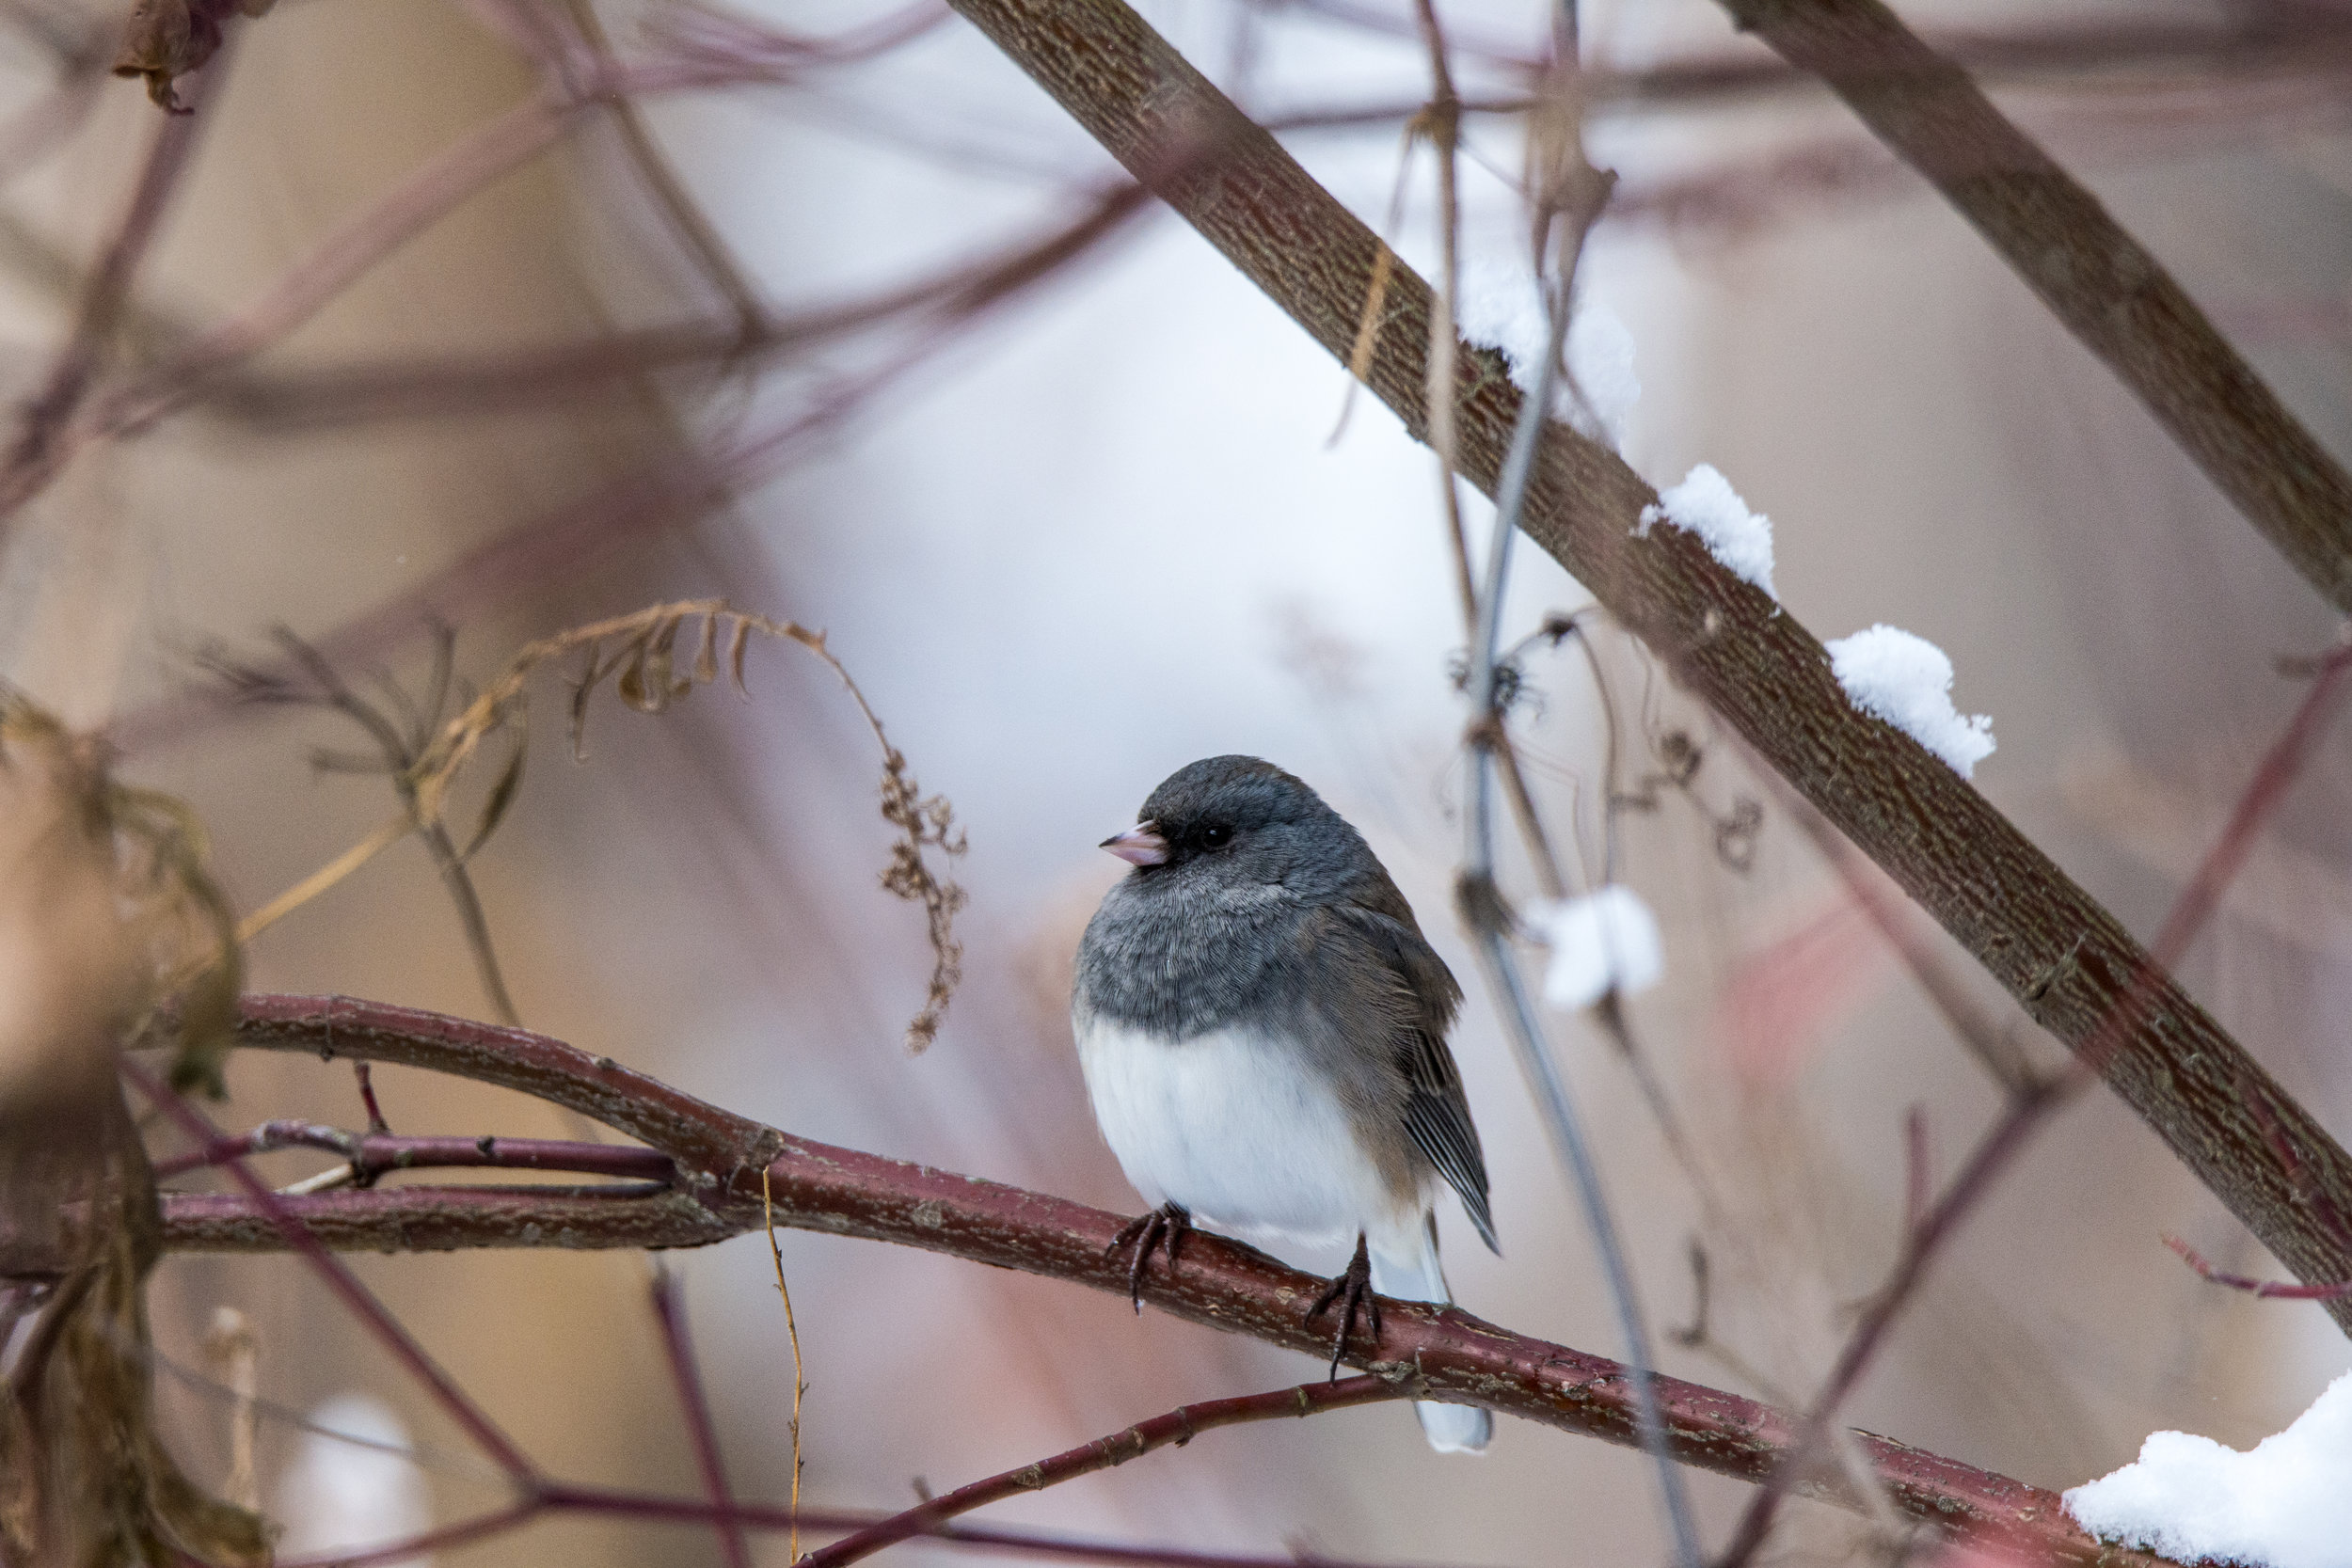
[[1099, 755, 1375, 902]]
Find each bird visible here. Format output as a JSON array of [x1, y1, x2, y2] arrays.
[[1071, 754, 1500, 1454]]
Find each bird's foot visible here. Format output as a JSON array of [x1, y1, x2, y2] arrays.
[[1305, 1232, 1382, 1380], [1105, 1202, 1190, 1313]]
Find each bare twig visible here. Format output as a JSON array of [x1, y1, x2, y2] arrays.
[[0, 60, 213, 526], [761, 1168, 808, 1560], [649, 1266, 752, 1568], [799, 1377, 1406, 1568], [151, 1122, 675, 1183], [1408, 0, 1476, 632], [2163, 1235, 2352, 1302]]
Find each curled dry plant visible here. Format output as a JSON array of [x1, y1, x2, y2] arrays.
[[218, 600, 968, 1050], [0, 693, 263, 1566]]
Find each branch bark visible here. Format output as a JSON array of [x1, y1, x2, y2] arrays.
[[147, 995, 2174, 1566], [1714, 0, 2352, 613], [932, 0, 2352, 1332]]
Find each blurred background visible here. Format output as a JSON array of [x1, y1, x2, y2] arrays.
[[4, 0, 2351, 1561]]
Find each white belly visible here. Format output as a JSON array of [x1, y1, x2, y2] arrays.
[[1074, 1019, 1411, 1246]]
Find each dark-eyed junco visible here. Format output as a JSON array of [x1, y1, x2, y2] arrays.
[[1072, 755, 1499, 1454]]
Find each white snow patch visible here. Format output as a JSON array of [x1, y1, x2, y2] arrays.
[[1532, 885, 1663, 1009], [1825, 624, 1995, 779], [1636, 464, 1776, 599], [2064, 1370, 2352, 1568], [275, 1395, 433, 1565], [1454, 257, 1639, 449]]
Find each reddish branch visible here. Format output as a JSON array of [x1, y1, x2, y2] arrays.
[[120, 995, 2176, 1565], [932, 0, 2352, 1334], [2165, 1236, 2352, 1302], [152, 1122, 675, 1182], [649, 1268, 753, 1568], [799, 1377, 1405, 1568], [1715, 0, 2352, 613]]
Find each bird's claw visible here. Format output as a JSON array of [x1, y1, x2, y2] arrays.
[[1106, 1202, 1190, 1312], [1305, 1232, 1382, 1379]]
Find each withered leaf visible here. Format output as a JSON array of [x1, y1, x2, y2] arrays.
[[460, 728, 527, 864], [693, 613, 719, 687]]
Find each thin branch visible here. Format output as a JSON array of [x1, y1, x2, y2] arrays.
[[1442, 21, 1699, 1563], [538, 1484, 1443, 1568], [133, 994, 2179, 1566], [1408, 0, 1475, 633], [1775, 782, 2045, 1097], [649, 1265, 753, 1568], [762, 1168, 808, 1560], [799, 1376, 1405, 1568], [1715, 0, 2352, 614], [0, 59, 213, 525], [931, 0, 2352, 1333], [119, 1057, 539, 1481], [2163, 1235, 2352, 1302], [273, 1498, 541, 1568], [151, 1123, 675, 1182]]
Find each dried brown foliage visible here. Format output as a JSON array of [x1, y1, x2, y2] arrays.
[[0, 698, 262, 1565], [218, 601, 967, 1049]]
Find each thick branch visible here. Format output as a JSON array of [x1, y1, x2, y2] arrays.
[[1716, 0, 2352, 612], [933, 0, 2352, 1332], [161, 1185, 736, 1252], [174, 997, 2170, 1565]]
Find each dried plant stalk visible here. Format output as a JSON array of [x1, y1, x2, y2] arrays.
[[234, 601, 966, 1051]]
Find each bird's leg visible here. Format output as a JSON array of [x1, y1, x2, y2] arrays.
[[1105, 1202, 1191, 1312], [1305, 1232, 1382, 1379]]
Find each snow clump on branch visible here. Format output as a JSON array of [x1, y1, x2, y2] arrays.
[[1454, 255, 1639, 450], [2064, 1370, 2352, 1568], [1825, 625, 1995, 779], [1530, 885, 1663, 1009], [1636, 464, 1776, 600]]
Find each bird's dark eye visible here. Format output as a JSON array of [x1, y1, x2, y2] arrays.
[[1200, 824, 1234, 848]]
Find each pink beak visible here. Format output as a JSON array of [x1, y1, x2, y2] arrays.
[[1101, 823, 1168, 866]]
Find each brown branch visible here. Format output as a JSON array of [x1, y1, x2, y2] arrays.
[[160, 1184, 735, 1251], [1715, 0, 2352, 614], [933, 0, 2352, 1334], [799, 1376, 1405, 1568], [138, 995, 2177, 1565]]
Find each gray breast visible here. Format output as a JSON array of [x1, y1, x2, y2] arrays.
[[1073, 876, 1310, 1040]]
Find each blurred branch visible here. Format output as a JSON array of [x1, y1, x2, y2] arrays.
[[1715, 0, 2352, 615], [799, 1377, 1405, 1568], [557, 0, 765, 334], [649, 1266, 753, 1568], [188, 178, 1148, 433], [119, 994, 2179, 1565], [0, 62, 214, 526], [934, 0, 2352, 1332], [1772, 780, 2046, 1096]]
